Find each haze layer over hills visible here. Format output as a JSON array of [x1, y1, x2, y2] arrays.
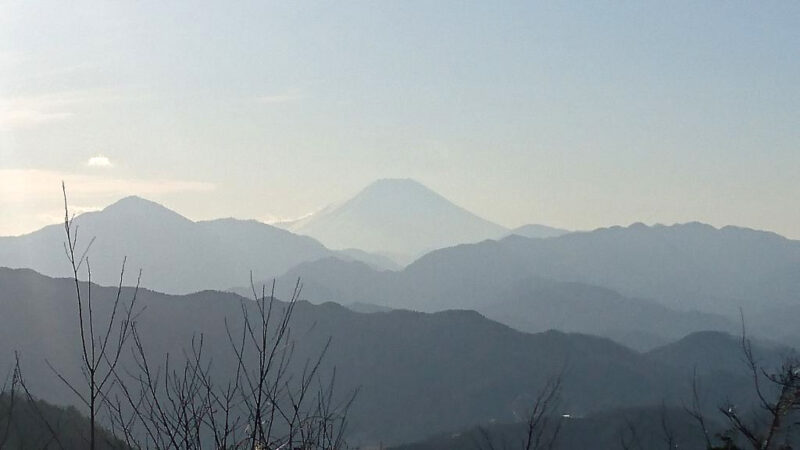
[[508, 224, 570, 239], [281, 178, 510, 261]]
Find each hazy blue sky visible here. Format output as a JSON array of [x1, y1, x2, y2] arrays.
[[2, 1, 799, 238]]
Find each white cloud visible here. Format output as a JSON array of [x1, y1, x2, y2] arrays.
[[0, 109, 74, 128], [0, 92, 77, 129], [87, 155, 113, 167]]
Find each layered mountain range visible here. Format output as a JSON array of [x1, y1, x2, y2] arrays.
[[3, 180, 799, 349], [0, 268, 785, 446], [2, 179, 799, 445]]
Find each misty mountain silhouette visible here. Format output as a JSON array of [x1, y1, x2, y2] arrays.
[[410, 222, 800, 314], [645, 330, 788, 376], [0, 196, 344, 293], [283, 178, 509, 261], [270, 222, 800, 345]]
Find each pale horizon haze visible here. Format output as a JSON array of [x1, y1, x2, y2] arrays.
[[2, 1, 799, 238]]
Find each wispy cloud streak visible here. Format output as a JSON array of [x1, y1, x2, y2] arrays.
[[0, 169, 215, 203], [0, 89, 129, 129]]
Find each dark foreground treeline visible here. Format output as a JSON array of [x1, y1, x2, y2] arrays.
[[0, 392, 124, 449], [2, 392, 798, 449], [391, 406, 800, 450]]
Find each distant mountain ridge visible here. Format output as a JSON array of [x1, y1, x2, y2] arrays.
[[0, 196, 390, 293], [283, 178, 510, 261], [408, 222, 800, 312], [271, 222, 800, 346]]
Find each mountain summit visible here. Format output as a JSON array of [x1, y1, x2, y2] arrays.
[[285, 178, 508, 261], [102, 195, 188, 217]]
